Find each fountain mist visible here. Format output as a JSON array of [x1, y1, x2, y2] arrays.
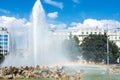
[[2, 0, 68, 67]]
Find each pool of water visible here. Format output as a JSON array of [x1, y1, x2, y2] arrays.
[[60, 64, 120, 80], [62, 64, 107, 74]]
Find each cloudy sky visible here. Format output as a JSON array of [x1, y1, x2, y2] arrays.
[[0, 0, 120, 48]]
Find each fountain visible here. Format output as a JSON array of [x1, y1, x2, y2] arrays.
[[1, 0, 120, 79], [2, 0, 68, 67]]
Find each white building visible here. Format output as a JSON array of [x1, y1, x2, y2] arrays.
[[108, 31, 120, 47], [0, 27, 10, 55], [52, 28, 120, 47]]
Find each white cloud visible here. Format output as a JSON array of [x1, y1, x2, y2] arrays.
[[0, 16, 31, 49], [69, 18, 120, 30], [70, 22, 83, 29], [44, 0, 63, 9], [83, 19, 104, 28], [0, 8, 10, 14], [49, 23, 67, 30], [47, 12, 58, 19], [0, 16, 30, 32], [72, 0, 80, 4]]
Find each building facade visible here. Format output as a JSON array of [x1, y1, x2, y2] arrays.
[[0, 27, 10, 55], [52, 28, 120, 47]]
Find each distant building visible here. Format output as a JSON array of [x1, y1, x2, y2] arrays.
[[52, 27, 120, 47], [0, 27, 10, 55]]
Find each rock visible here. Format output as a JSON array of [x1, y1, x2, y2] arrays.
[[1, 65, 82, 79], [5, 74, 13, 79]]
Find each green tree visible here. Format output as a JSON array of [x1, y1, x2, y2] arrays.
[[63, 34, 81, 61], [81, 33, 120, 64]]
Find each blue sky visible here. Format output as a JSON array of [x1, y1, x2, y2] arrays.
[[0, 0, 120, 24]]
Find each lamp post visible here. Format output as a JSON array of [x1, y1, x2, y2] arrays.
[[106, 25, 109, 74]]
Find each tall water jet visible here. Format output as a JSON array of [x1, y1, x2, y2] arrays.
[[31, 0, 68, 66], [32, 0, 47, 66]]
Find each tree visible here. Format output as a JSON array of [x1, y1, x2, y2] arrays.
[[63, 34, 81, 61], [0, 46, 5, 64], [80, 33, 120, 64]]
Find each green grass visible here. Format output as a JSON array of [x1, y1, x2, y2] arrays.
[[12, 78, 55, 80], [83, 74, 120, 80]]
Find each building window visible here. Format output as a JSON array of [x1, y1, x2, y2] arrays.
[[115, 36, 117, 39], [0, 38, 2, 40], [94, 32, 97, 34], [4, 35, 8, 37], [4, 42, 8, 45], [91, 32, 92, 34], [0, 35, 3, 37], [82, 32, 84, 34], [86, 32, 88, 34], [4, 39, 8, 41]]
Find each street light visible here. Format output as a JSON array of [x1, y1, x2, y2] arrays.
[[107, 25, 109, 74], [106, 25, 109, 74]]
